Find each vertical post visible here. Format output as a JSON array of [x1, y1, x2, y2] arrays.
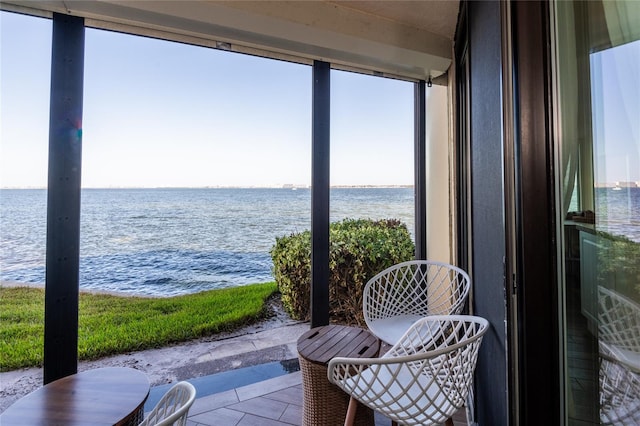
[[44, 13, 85, 384], [414, 80, 427, 260], [511, 2, 560, 422], [310, 60, 330, 327]]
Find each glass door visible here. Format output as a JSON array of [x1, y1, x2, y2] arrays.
[[553, 1, 640, 424]]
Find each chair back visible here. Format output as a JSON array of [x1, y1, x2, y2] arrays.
[[363, 260, 471, 344], [598, 286, 640, 353], [139, 381, 196, 426], [329, 315, 488, 426], [599, 342, 640, 425]]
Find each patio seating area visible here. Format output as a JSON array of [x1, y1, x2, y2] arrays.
[[150, 293, 481, 426], [179, 369, 468, 426], [2, 258, 480, 425], [152, 309, 477, 425]]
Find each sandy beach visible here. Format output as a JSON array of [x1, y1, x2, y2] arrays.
[[0, 283, 306, 413]]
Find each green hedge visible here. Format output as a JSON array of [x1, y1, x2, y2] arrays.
[[596, 231, 640, 300], [270, 218, 415, 325]]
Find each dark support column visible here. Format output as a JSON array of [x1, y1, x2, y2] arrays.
[[512, 2, 560, 423], [310, 60, 330, 328], [44, 13, 85, 384], [414, 81, 427, 260]]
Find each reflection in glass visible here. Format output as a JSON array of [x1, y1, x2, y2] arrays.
[[555, 1, 639, 424], [599, 343, 640, 425], [599, 287, 640, 424], [591, 38, 640, 425], [599, 287, 640, 368]]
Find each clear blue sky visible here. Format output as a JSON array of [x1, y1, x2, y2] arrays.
[[1, 11, 414, 188], [591, 40, 640, 184], [4, 11, 638, 189]]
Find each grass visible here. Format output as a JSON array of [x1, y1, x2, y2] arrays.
[[0, 282, 278, 372]]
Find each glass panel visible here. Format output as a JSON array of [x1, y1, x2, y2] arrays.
[[0, 11, 51, 189], [80, 28, 314, 296], [0, 11, 52, 284], [329, 70, 415, 233], [591, 38, 640, 426], [555, 1, 640, 424]]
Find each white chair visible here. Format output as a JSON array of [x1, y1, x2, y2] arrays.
[[598, 286, 640, 371], [363, 260, 471, 345], [139, 381, 196, 426], [328, 315, 489, 426], [599, 342, 640, 425]]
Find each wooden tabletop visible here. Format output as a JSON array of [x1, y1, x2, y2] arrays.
[[297, 324, 380, 365], [0, 367, 150, 426]]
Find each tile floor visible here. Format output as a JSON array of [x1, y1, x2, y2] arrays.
[[183, 371, 468, 426], [186, 371, 303, 426]]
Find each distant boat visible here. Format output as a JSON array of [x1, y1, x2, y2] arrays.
[[612, 186, 622, 191]]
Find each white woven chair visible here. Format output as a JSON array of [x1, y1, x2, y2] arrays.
[[363, 260, 471, 345], [598, 286, 640, 371], [328, 315, 489, 426], [599, 342, 640, 425], [139, 381, 196, 426]]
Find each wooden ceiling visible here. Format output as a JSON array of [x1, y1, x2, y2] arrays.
[[1, 1, 460, 80], [331, 1, 459, 38]]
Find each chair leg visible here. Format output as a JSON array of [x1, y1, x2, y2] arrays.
[[344, 396, 358, 426], [445, 417, 454, 426]]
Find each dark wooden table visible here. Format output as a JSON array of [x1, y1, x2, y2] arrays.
[[0, 367, 150, 426], [297, 325, 380, 426]]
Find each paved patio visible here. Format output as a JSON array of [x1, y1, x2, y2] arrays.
[[183, 370, 468, 426], [131, 318, 470, 426]]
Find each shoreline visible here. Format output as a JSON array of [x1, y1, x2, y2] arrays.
[[0, 280, 160, 298], [0, 185, 415, 190]]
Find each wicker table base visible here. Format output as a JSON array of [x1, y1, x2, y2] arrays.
[[297, 325, 380, 426]]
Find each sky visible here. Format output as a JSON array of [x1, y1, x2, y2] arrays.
[[3, 11, 637, 189], [591, 40, 640, 184], [0, 11, 414, 189]]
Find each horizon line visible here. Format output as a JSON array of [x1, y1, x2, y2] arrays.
[[0, 184, 415, 190]]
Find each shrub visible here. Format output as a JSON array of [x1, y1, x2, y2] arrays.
[[270, 218, 415, 325], [595, 231, 640, 300]]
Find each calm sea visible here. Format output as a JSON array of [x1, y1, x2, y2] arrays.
[[595, 187, 640, 243], [2, 187, 637, 297], [0, 188, 414, 296]]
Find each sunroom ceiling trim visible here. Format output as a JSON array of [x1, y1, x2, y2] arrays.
[[2, 0, 455, 81]]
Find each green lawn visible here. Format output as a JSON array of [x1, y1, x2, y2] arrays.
[[0, 282, 278, 371]]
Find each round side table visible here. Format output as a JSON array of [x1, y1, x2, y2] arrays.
[[297, 324, 380, 426]]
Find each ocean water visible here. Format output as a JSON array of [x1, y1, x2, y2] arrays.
[[0, 188, 414, 296], [596, 187, 640, 243], [3, 187, 637, 297]]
